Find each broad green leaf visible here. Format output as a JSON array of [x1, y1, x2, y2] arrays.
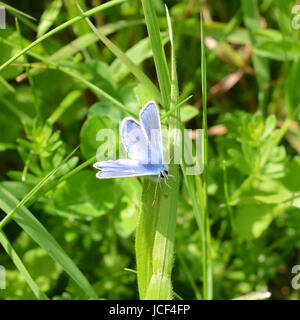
[[115, 179, 142, 238], [235, 203, 273, 240], [80, 114, 116, 160], [54, 171, 115, 218], [88, 102, 122, 123]]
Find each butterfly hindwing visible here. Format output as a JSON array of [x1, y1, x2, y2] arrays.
[[120, 117, 150, 164], [94, 159, 158, 179]]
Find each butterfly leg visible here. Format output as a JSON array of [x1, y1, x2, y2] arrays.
[[158, 179, 164, 192], [164, 178, 172, 189], [152, 176, 161, 207], [144, 178, 151, 193]]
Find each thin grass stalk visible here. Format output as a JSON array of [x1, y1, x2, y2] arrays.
[[140, 0, 171, 110], [181, 14, 212, 300], [0, 230, 49, 300], [200, 14, 213, 300]]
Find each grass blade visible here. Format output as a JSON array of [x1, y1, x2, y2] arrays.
[[135, 5, 179, 300], [141, 0, 171, 110], [0, 0, 126, 72], [0, 186, 98, 299], [0, 1, 36, 21], [0, 146, 79, 229], [0, 230, 49, 300], [200, 13, 213, 300]]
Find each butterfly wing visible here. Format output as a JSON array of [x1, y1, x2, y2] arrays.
[[139, 101, 163, 165], [94, 159, 157, 179], [120, 117, 150, 164]]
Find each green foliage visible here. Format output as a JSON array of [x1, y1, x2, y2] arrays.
[[0, 0, 299, 300]]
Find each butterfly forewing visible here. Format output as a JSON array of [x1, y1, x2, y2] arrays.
[[140, 101, 164, 165], [94, 100, 166, 180]]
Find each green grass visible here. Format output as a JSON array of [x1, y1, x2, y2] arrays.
[[0, 0, 299, 300]]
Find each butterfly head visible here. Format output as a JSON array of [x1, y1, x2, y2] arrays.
[[160, 169, 169, 179]]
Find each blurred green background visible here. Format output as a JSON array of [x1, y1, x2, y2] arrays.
[[0, 0, 300, 300]]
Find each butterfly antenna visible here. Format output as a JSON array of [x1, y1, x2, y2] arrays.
[[144, 179, 151, 193]]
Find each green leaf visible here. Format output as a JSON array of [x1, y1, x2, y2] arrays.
[[0, 231, 49, 300], [275, 0, 294, 38], [88, 101, 122, 123], [37, 0, 63, 37], [235, 203, 273, 240], [262, 115, 277, 139], [254, 193, 300, 207], [254, 39, 300, 61], [0, 1, 35, 21], [110, 34, 169, 82], [141, 0, 171, 109], [0, 0, 127, 72], [0, 181, 33, 200], [76, 3, 162, 104], [242, 0, 270, 111], [0, 186, 98, 299], [76, 61, 119, 101], [115, 179, 142, 238], [54, 171, 115, 218], [180, 105, 199, 122], [80, 114, 116, 160], [135, 5, 180, 301], [280, 157, 300, 192]]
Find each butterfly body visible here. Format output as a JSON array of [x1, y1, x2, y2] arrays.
[[94, 101, 170, 184]]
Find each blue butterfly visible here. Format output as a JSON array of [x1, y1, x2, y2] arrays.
[[93, 101, 170, 186]]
